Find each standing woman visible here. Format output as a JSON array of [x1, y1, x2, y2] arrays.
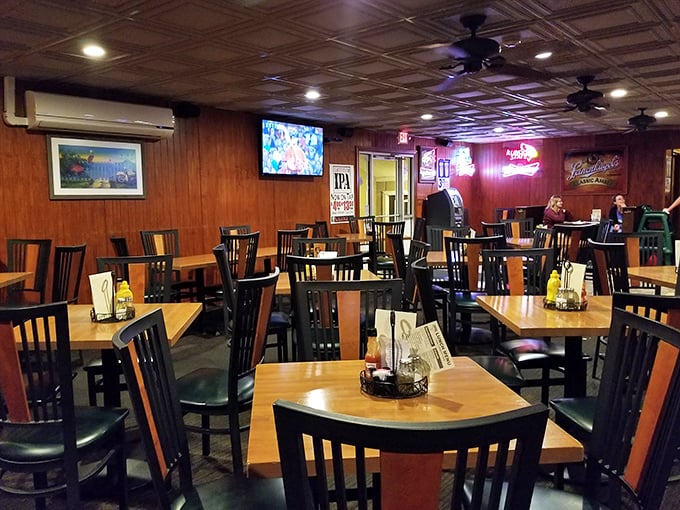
[[543, 194, 574, 227], [608, 193, 627, 232]]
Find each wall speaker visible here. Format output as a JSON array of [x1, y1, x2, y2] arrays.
[[337, 127, 354, 138], [172, 102, 201, 118], [436, 137, 453, 147]]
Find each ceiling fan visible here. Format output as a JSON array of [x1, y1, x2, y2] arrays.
[[627, 108, 657, 132], [564, 75, 609, 113], [438, 14, 554, 82]]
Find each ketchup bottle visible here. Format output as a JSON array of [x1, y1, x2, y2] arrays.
[[364, 327, 381, 378]]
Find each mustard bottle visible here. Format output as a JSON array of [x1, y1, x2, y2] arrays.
[[546, 270, 561, 305], [115, 280, 134, 320]]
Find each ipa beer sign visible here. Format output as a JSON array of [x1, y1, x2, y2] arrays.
[[562, 148, 627, 194], [330, 164, 355, 224]]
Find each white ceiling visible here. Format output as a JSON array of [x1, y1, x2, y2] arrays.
[[2, 0, 680, 142]]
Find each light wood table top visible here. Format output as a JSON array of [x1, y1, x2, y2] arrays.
[[247, 358, 584, 478], [0, 272, 33, 288], [172, 247, 277, 272], [338, 232, 372, 243], [476, 295, 613, 397], [628, 265, 677, 290], [506, 237, 534, 248], [476, 295, 613, 338], [63, 303, 202, 350], [275, 269, 380, 295]]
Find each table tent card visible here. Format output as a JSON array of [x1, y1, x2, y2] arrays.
[[375, 309, 453, 374], [561, 262, 587, 305], [89, 271, 114, 318]]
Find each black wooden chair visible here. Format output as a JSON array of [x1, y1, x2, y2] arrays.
[[288, 254, 365, 360], [109, 236, 130, 256], [532, 226, 553, 248], [483, 247, 562, 404], [84, 254, 174, 406], [444, 235, 504, 347], [113, 308, 286, 509], [294, 278, 402, 361], [400, 239, 429, 312], [140, 228, 199, 302], [51, 244, 86, 304], [501, 217, 534, 238], [219, 231, 260, 279], [276, 228, 309, 272], [538, 304, 680, 509], [315, 220, 329, 237], [218, 224, 251, 235], [213, 243, 289, 362], [175, 268, 280, 474], [4, 238, 52, 305], [369, 220, 405, 277], [588, 239, 630, 379], [411, 256, 525, 392], [273, 399, 547, 510], [0, 302, 128, 509], [480, 222, 508, 246]]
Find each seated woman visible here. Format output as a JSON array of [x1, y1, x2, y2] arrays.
[[543, 194, 574, 227], [608, 193, 626, 232]]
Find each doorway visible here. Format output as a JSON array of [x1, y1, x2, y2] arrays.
[[358, 151, 414, 237]]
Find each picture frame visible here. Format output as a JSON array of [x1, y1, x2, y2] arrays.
[[47, 136, 144, 200], [561, 147, 627, 195], [418, 146, 436, 183]]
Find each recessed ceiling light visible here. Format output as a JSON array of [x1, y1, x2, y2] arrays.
[[493, 127, 505, 133], [421, 113, 433, 120], [82, 45, 106, 58], [535, 51, 552, 60], [655, 111, 669, 118], [305, 90, 320, 100], [610, 89, 627, 98]]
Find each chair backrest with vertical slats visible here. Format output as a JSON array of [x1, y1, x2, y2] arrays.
[[483, 248, 553, 297], [220, 231, 260, 279], [277, 228, 309, 271], [444, 235, 505, 293], [273, 399, 548, 510], [294, 279, 402, 361], [140, 229, 181, 257], [96, 255, 173, 303], [51, 244, 87, 304], [6, 238, 52, 304]]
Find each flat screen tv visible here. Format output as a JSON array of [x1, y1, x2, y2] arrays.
[[261, 118, 324, 176]]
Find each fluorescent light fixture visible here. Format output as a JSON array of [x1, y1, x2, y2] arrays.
[[493, 127, 505, 133], [655, 111, 669, 118], [305, 90, 320, 100], [421, 113, 433, 120], [82, 45, 106, 58], [535, 51, 552, 60], [610, 89, 627, 98]]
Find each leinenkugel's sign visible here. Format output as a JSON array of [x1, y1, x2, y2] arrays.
[[562, 147, 627, 195]]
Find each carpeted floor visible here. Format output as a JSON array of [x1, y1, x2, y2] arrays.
[[2, 303, 678, 509]]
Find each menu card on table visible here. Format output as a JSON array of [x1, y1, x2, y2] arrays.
[[375, 309, 453, 374], [89, 271, 115, 319]]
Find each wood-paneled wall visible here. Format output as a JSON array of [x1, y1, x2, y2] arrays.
[[1, 96, 679, 302]]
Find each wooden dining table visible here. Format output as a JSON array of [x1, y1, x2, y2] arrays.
[[173, 247, 277, 304], [247, 358, 584, 478], [68, 302, 202, 407], [0, 271, 34, 288], [476, 295, 613, 398], [627, 265, 677, 290]]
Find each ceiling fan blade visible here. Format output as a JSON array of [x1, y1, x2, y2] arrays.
[[585, 107, 607, 118], [435, 73, 463, 93], [562, 105, 578, 112], [447, 43, 471, 60], [493, 63, 555, 81]]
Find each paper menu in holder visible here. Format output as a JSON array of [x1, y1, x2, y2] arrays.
[[89, 271, 115, 318], [561, 262, 586, 304]]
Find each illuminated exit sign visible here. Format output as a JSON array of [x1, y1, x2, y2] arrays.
[[398, 131, 409, 144], [502, 141, 541, 177]]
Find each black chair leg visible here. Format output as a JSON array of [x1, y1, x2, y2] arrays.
[[229, 411, 244, 476], [33, 472, 47, 510], [86, 371, 98, 407], [278, 330, 288, 362], [201, 414, 211, 456], [541, 367, 550, 405]]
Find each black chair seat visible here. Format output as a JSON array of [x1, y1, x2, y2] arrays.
[[464, 479, 588, 509], [176, 368, 254, 411], [469, 355, 525, 390], [268, 311, 289, 329], [550, 396, 596, 438], [171, 476, 286, 510], [451, 291, 485, 312], [0, 406, 127, 463]]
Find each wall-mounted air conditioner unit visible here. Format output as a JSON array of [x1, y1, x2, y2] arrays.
[[25, 91, 174, 140]]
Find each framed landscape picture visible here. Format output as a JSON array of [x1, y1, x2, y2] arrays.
[[47, 136, 144, 199], [418, 146, 436, 182]]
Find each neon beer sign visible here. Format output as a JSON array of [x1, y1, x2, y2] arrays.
[[502, 142, 541, 177], [454, 146, 475, 176]]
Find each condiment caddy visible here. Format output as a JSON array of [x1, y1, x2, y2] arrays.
[[360, 313, 430, 399]]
